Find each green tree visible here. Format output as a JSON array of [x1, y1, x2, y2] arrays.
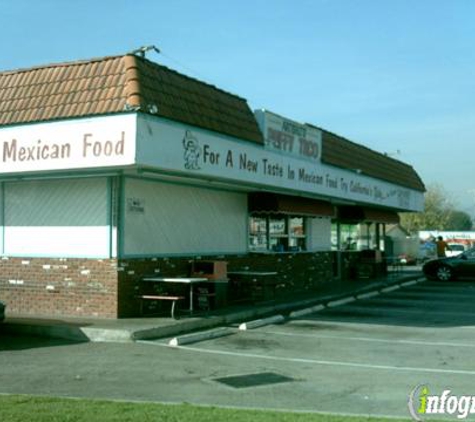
[[446, 210, 473, 231], [400, 183, 456, 234]]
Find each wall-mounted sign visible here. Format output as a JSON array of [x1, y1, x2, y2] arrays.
[[254, 109, 322, 163], [137, 114, 424, 212], [0, 111, 423, 212], [127, 197, 145, 213], [0, 114, 136, 174]]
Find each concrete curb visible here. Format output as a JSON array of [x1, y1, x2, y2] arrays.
[[133, 275, 425, 341], [356, 291, 380, 300], [168, 327, 235, 346], [132, 316, 227, 342], [2, 273, 425, 343], [80, 327, 133, 343], [380, 285, 401, 293], [326, 297, 357, 308], [289, 304, 325, 318], [400, 279, 420, 287], [238, 315, 285, 330], [286, 274, 426, 320]]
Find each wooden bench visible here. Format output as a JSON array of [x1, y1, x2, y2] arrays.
[[137, 295, 185, 319]]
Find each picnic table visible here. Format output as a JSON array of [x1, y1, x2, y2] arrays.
[[139, 277, 209, 317], [227, 270, 278, 303]]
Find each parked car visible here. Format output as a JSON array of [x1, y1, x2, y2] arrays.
[[446, 243, 466, 257], [0, 300, 5, 322], [398, 253, 417, 265], [423, 247, 475, 281], [418, 241, 437, 262]]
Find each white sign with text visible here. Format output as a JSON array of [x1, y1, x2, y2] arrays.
[[254, 109, 322, 163], [0, 112, 424, 212], [0, 114, 136, 173], [137, 115, 424, 211]]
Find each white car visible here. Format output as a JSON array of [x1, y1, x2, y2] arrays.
[[446, 243, 466, 257]]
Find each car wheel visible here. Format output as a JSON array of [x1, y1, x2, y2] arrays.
[[436, 265, 453, 281]]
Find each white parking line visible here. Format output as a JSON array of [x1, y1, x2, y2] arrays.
[[168, 344, 475, 376], [257, 330, 475, 348]]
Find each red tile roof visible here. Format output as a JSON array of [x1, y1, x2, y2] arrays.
[[0, 53, 424, 192], [0, 54, 263, 145], [319, 128, 425, 192]]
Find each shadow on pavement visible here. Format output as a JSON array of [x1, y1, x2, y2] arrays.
[[0, 332, 86, 351]]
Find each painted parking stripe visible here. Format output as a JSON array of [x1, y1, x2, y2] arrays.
[[257, 330, 475, 348], [287, 319, 409, 329], [166, 344, 475, 376]]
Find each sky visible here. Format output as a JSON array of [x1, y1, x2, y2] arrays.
[[1, 0, 475, 214]]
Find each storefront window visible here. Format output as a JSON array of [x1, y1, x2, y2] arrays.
[[249, 216, 268, 251], [331, 222, 385, 251], [269, 216, 287, 252], [249, 215, 306, 252], [289, 217, 305, 251], [331, 222, 358, 251]]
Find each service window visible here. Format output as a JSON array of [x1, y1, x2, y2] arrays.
[[249, 214, 306, 252]]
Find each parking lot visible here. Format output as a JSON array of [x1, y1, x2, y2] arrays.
[[2, 279, 475, 418]]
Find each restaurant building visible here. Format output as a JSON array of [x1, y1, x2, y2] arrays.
[[0, 53, 425, 318]]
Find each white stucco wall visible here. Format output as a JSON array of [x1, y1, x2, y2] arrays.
[[3, 177, 110, 257], [122, 178, 248, 256]]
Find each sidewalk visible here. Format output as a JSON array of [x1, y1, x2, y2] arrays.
[[0, 268, 424, 343]]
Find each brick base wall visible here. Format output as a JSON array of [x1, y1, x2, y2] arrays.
[[118, 252, 335, 318], [0, 257, 119, 318], [0, 252, 335, 319]]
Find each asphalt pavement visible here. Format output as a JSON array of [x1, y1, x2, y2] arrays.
[[2, 276, 475, 419], [0, 267, 423, 342]]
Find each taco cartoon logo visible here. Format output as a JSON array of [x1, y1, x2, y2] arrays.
[[182, 130, 201, 170]]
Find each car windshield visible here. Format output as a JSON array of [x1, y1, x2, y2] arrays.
[[450, 244, 465, 251]]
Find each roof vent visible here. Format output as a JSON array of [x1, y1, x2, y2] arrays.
[[129, 45, 161, 58]]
